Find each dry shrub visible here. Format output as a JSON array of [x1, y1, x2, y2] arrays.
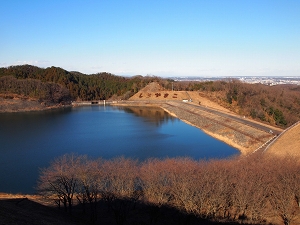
[[101, 157, 139, 199], [228, 155, 270, 222], [263, 155, 300, 225], [140, 158, 173, 206]]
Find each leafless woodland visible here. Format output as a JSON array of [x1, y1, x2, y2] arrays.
[[37, 154, 300, 225]]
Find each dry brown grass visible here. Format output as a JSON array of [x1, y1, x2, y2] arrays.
[[186, 91, 231, 112], [266, 123, 300, 157], [129, 82, 230, 112]]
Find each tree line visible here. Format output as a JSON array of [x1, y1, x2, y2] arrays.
[[37, 154, 300, 225], [0, 65, 165, 102]]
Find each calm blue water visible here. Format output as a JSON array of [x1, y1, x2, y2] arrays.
[[0, 105, 238, 194]]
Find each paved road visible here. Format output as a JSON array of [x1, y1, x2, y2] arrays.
[[177, 102, 282, 135]]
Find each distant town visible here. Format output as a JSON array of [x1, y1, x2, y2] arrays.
[[171, 76, 300, 86]]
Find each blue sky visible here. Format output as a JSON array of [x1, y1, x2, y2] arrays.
[[1, 0, 299, 77]]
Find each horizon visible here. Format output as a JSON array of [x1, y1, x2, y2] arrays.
[[1, 1, 300, 77], [2, 64, 300, 79]]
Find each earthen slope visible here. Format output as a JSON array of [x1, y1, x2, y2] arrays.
[[266, 122, 300, 157]]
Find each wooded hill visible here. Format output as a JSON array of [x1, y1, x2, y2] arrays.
[[173, 80, 300, 127], [1, 65, 299, 127], [0, 65, 164, 103]]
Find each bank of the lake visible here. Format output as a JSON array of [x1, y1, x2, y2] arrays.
[[112, 101, 280, 154], [0, 95, 71, 113], [1, 96, 280, 155]]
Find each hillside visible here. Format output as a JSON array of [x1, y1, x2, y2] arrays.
[[0, 94, 64, 112], [266, 122, 300, 157], [0, 65, 164, 102], [0, 193, 244, 225], [129, 82, 231, 112], [167, 80, 300, 128], [0, 194, 85, 225]]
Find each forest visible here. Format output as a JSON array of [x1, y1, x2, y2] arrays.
[[38, 153, 300, 225], [0, 65, 163, 102], [1, 65, 300, 127]]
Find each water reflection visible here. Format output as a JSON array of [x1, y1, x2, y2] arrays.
[[0, 105, 238, 194], [121, 106, 176, 127]]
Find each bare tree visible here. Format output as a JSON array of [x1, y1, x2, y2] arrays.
[[76, 157, 104, 223], [100, 157, 139, 199], [36, 153, 300, 224], [201, 159, 233, 220], [229, 155, 270, 223], [140, 158, 174, 206], [166, 158, 200, 214], [100, 157, 140, 225], [266, 155, 300, 225], [37, 153, 82, 213]]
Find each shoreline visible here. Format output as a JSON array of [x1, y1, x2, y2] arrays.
[[0, 96, 71, 113], [159, 105, 246, 154], [112, 101, 277, 154], [1, 98, 276, 155]]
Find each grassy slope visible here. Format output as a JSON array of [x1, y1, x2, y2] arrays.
[[266, 123, 300, 157]]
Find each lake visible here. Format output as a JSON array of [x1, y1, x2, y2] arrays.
[[0, 105, 239, 194]]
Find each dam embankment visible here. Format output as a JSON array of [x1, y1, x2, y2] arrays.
[[159, 101, 280, 154], [112, 100, 281, 154]]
